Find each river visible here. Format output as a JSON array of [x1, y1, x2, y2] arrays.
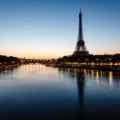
[[0, 64, 120, 120]]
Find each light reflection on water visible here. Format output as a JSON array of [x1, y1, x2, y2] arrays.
[[58, 67, 120, 120], [0, 64, 120, 120], [60, 68, 120, 88]]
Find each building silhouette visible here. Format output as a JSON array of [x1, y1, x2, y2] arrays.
[[73, 10, 89, 56]]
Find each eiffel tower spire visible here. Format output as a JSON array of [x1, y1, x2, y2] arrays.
[[73, 9, 89, 55], [78, 9, 83, 42]]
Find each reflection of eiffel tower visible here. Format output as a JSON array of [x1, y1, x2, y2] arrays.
[[58, 68, 85, 119], [76, 71, 85, 120], [73, 10, 89, 56]]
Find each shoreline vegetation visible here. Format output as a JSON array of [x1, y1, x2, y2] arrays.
[[41, 54, 120, 71], [0, 55, 21, 71]]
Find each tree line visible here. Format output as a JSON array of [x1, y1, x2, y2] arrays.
[[57, 54, 120, 65], [0, 55, 20, 65]]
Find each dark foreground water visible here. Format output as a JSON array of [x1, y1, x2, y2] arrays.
[[0, 64, 120, 120]]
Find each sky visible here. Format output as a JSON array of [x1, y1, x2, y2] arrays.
[[0, 0, 120, 59]]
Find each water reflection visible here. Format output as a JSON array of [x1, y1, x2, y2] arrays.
[[59, 68, 86, 119], [76, 70, 85, 120], [0, 64, 80, 120], [59, 68, 120, 88], [58, 68, 120, 119], [0, 65, 120, 120]]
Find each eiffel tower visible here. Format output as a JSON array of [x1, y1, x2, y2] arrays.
[[73, 10, 89, 55]]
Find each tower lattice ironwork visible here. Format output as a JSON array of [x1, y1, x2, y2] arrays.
[[73, 10, 89, 55]]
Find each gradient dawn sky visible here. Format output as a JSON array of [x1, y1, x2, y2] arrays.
[[0, 0, 120, 59]]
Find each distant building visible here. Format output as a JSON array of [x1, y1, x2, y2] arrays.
[[73, 10, 89, 56]]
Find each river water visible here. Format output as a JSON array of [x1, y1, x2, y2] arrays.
[[0, 64, 120, 120]]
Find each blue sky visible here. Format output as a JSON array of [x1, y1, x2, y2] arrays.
[[0, 0, 120, 59]]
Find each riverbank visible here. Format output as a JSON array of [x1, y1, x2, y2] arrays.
[[55, 54, 120, 71], [59, 64, 120, 71], [0, 64, 20, 72], [42, 62, 120, 71]]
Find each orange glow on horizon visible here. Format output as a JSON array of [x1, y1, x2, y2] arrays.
[[1, 50, 120, 59], [2, 52, 65, 59]]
